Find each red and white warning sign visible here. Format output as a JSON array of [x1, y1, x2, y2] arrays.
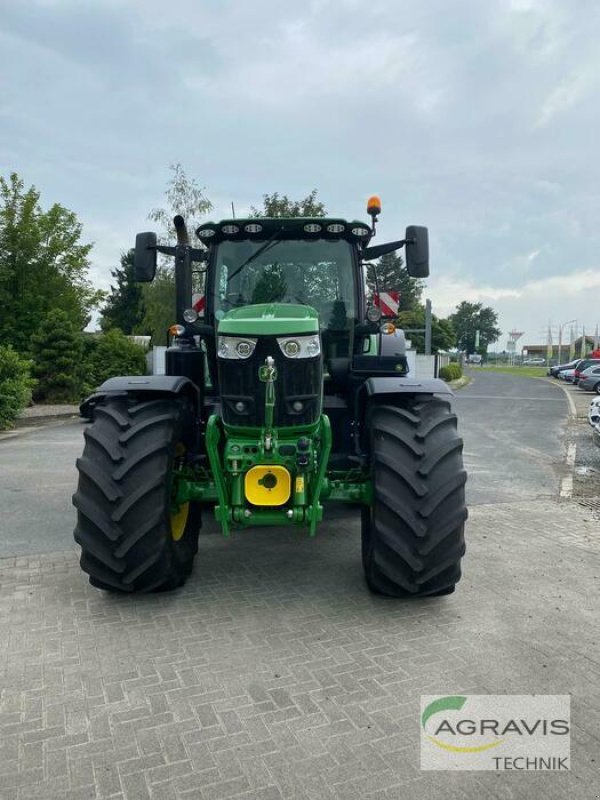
[[192, 293, 206, 316], [373, 291, 400, 317]]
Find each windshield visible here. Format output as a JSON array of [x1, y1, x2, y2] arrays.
[[212, 239, 356, 331]]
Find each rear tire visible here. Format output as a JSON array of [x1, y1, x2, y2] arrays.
[[362, 399, 467, 597], [73, 395, 201, 592]]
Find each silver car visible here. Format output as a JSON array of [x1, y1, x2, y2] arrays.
[[577, 364, 600, 393], [560, 368, 577, 383]]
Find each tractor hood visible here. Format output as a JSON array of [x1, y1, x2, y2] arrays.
[[217, 303, 319, 336]]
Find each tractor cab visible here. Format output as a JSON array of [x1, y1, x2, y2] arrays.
[[201, 217, 366, 360], [196, 215, 428, 396]]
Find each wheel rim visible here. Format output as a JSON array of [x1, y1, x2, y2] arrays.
[[171, 441, 189, 541], [170, 502, 190, 541]]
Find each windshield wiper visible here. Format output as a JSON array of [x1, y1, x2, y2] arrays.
[[227, 228, 283, 284]]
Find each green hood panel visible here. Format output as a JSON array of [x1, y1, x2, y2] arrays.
[[218, 303, 319, 335]]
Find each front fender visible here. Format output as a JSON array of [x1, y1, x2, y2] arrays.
[[80, 375, 201, 420], [97, 375, 198, 396], [362, 376, 453, 399]]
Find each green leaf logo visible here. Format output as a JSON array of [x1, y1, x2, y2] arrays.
[[422, 696, 504, 754], [422, 695, 467, 729]]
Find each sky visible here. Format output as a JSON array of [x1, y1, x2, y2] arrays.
[[2, 0, 600, 349]]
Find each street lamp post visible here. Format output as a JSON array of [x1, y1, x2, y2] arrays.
[[558, 318, 577, 365]]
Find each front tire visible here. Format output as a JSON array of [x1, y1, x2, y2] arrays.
[[362, 399, 467, 597], [73, 395, 201, 592]]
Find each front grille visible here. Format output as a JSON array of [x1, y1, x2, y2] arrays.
[[218, 336, 322, 427]]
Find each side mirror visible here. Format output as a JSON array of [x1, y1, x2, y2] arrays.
[[134, 232, 157, 282], [405, 225, 429, 278]]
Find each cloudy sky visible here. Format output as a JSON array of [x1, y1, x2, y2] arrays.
[[2, 0, 600, 348]]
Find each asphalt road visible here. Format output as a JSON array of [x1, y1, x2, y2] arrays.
[[456, 369, 569, 505], [0, 370, 571, 558]]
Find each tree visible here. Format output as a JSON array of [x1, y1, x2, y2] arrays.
[[396, 307, 456, 353], [365, 251, 423, 312], [449, 301, 501, 354], [0, 172, 103, 352], [31, 309, 85, 402], [100, 250, 146, 334], [140, 164, 212, 343], [138, 266, 176, 346], [148, 162, 213, 241], [250, 189, 326, 217]]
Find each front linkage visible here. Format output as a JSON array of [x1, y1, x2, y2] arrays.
[[173, 355, 370, 537]]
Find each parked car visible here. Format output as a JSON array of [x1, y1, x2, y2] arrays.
[[523, 357, 545, 365], [573, 359, 600, 384], [578, 366, 600, 393], [588, 397, 600, 425], [549, 359, 581, 378], [559, 368, 577, 382]]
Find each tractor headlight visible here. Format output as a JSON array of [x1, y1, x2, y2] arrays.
[[217, 336, 257, 360], [277, 335, 321, 359], [183, 307, 198, 323], [366, 305, 382, 323]]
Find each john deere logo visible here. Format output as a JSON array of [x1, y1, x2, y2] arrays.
[[422, 696, 504, 753], [420, 695, 570, 771]]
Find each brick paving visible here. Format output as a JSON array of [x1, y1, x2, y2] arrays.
[[1, 499, 599, 800]]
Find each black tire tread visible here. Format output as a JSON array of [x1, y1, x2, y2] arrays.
[[362, 400, 467, 597], [73, 396, 200, 592]]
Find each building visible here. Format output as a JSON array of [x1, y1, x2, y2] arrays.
[[521, 336, 596, 362]]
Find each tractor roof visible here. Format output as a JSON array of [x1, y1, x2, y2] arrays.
[[195, 217, 373, 245]]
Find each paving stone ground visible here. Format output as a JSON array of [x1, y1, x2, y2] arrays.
[[1, 499, 598, 800]]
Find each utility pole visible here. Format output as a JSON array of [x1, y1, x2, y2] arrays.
[[558, 318, 576, 365], [425, 299, 432, 356]]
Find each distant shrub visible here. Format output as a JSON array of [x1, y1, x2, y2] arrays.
[[0, 345, 36, 429], [439, 363, 463, 382], [85, 329, 147, 392]]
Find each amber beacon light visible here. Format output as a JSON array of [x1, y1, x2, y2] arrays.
[[367, 195, 382, 217], [366, 195, 382, 234]]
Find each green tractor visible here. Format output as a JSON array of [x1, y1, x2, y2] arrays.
[[73, 197, 467, 596]]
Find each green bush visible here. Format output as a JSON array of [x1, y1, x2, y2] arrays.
[[0, 345, 36, 430], [439, 363, 463, 382], [31, 309, 85, 403], [86, 329, 147, 391]]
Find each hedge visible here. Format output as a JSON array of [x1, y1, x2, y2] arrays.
[[0, 345, 36, 430], [439, 363, 463, 382], [84, 329, 147, 394]]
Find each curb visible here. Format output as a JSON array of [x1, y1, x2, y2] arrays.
[[15, 412, 80, 428], [0, 414, 82, 440], [448, 376, 472, 391]]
